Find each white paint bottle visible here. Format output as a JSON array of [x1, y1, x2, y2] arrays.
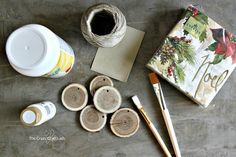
[[6, 24, 75, 78], [20, 101, 56, 127]]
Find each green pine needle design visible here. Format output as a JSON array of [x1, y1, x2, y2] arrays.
[[149, 36, 195, 84], [148, 55, 158, 65], [174, 63, 185, 83], [174, 41, 195, 65]]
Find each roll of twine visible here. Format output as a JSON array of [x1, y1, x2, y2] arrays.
[[81, 3, 127, 47]]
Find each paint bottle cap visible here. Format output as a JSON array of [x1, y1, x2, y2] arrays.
[[80, 105, 107, 132], [110, 108, 140, 138], [93, 86, 121, 114], [6, 24, 60, 77], [61, 83, 88, 111], [90, 75, 113, 96], [22, 110, 36, 124], [20, 107, 42, 126]]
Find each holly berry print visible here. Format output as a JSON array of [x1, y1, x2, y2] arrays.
[[182, 5, 208, 42], [206, 28, 236, 64], [147, 5, 236, 107], [149, 36, 195, 83]]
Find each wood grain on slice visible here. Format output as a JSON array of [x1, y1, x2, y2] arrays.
[[90, 75, 113, 96], [80, 105, 107, 132], [110, 108, 140, 138], [94, 86, 121, 114], [61, 83, 88, 111]]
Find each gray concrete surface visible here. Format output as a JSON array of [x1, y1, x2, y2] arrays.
[[0, 0, 236, 157]]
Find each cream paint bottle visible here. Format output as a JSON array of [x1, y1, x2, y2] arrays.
[[20, 101, 56, 127]]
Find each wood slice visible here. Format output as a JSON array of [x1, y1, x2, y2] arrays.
[[80, 105, 107, 132], [93, 86, 121, 114], [90, 75, 113, 96], [110, 108, 140, 138], [61, 83, 88, 111]]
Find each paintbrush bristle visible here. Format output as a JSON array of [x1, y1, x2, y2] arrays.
[[149, 73, 159, 84], [132, 96, 142, 109]]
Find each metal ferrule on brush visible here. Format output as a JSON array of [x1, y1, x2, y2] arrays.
[[139, 107, 151, 124], [158, 85, 167, 110], [153, 83, 166, 110]]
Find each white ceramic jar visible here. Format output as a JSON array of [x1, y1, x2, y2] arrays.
[[6, 24, 75, 78]]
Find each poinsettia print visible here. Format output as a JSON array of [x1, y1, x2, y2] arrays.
[[207, 28, 236, 64]]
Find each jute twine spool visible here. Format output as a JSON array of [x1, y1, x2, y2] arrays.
[[81, 3, 127, 47]]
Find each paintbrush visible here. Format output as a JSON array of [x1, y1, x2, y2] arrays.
[[132, 95, 172, 157], [149, 72, 181, 157]]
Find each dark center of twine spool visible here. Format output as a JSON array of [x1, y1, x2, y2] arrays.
[[91, 10, 115, 35]]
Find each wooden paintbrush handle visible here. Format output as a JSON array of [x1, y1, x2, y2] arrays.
[[162, 109, 181, 157], [149, 123, 172, 157]]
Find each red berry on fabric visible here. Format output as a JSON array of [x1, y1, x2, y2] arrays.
[[167, 65, 174, 76], [193, 10, 198, 17]]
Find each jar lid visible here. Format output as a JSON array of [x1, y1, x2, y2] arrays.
[[89, 75, 113, 96], [61, 83, 88, 111], [80, 105, 107, 132], [20, 107, 42, 126], [93, 86, 121, 114], [110, 108, 140, 138], [6, 27, 46, 69], [21, 110, 36, 124], [6, 24, 60, 77]]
